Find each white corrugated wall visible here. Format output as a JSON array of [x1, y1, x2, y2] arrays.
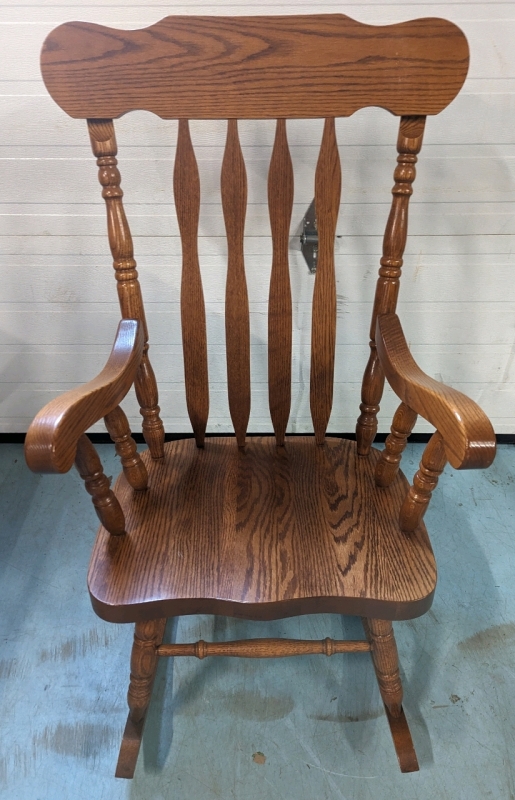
[[1, 2, 514, 435]]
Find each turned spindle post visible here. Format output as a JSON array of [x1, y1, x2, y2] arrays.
[[375, 403, 418, 487], [356, 116, 425, 455], [88, 119, 165, 459], [104, 405, 148, 491], [363, 618, 403, 717], [126, 619, 167, 724], [400, 431, 447, 533], [116, 617, 167, 779], [74, 433, 126, 535]]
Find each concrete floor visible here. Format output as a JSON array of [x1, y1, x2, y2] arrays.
[[0, 441, 514, 799]]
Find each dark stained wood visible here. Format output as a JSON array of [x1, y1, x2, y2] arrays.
[[375, 402, 418, 488], [88, 119, 165, 459], [116, 618, 166, 779], [88, 437, 437, 623], [376, 313, 496, 469], [356, 116, 425, 455], [41, 16, 469, 120], [75, 434, 126, 536], [365, 618, 403, 716], [174, 119, 209, 447], [222, 119, 250, 447], [31, 13, 496, 780], [355, 345, 385, 456], [157, 638, 370, 658], [310, 118, 341, 444], [25, 320, 143, 474], [363, 616, 419, 772], [116, 716, 144, 780], [400, 431, 447, 533], [268, 119, 293, 445], [384, 705, 420, 773], [104, 405, 148, 491]]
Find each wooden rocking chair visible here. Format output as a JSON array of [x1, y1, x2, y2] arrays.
[[25, 14, 496, 778]]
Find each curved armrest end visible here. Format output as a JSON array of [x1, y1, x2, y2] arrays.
[[376, 314, 496, 470], [25, 320, 144, 474]]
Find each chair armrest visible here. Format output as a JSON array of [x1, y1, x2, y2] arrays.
[[375, 313, 496, 469], [25, 319, 144, 474]]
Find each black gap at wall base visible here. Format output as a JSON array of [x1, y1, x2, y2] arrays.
[[1, 433, 514, 445]]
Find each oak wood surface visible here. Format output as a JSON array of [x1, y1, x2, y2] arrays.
[[116, 618, 166, 779], [384, 705, 420, 773], [174, 119, 209, 447], [362, 616, 419, 772], [365, 618, 403, 717], [376, 313, 496, 469], [88, 437, 437, 623], [222, 120, 251, 447], [268, 119, 293, 446], [104, 405, 148, 491], [24, 319, 143, 474], [400, 432, 447, 533], [156, 638, 371, 658], [310, 118, 341, 444], [75, 434, 126, 536], [356, 116, 425, 455], [41, 16, 469, 120], [375, 403, 418, 488], [88, 119, 165, 459], [31, 11, 491, 781]]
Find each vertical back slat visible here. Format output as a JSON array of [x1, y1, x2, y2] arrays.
[[268, 119, 293, 446], [310, 118, 341, 444], [221, 119, 250, 447], [174, 119, 209, 447]]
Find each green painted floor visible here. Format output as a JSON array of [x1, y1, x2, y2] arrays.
[[0, 442, 514, 799]]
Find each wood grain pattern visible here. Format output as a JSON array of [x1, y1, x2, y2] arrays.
[[174, 119, 209, 447], [41, 16, 469, 120], [375, 403, 418, 488], [365, 618, 403, 717], [104, 405, 148, 491], [400, 432, 447, 533], [384, 705, 420, 774], [310, 119, 341, 444], [356, 116, 425, 455], [268, 119, 293, 446], [116, 618, 167, 779], [87, 437, 437, 623], [75, 434, 126, 536], [157, 638, 370, 658], [362, 617, 419, 772], [376, 313, 496, 469], [24, 319, 143, 474], [222, 120, 250, 447], [88, 119, 165, 459]]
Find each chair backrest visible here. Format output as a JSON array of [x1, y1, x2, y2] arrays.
[[40, 15, 469, 447]]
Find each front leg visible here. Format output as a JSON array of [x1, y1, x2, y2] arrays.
[[363, 618, 419, 773], [116, 618, 167, 778]]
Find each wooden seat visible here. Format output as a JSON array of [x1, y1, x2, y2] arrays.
[[25, 12, 496, 780], [88, 437, 437, 623]]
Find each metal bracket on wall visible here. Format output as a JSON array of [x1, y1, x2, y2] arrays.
[[300, 199, 318, 273]]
